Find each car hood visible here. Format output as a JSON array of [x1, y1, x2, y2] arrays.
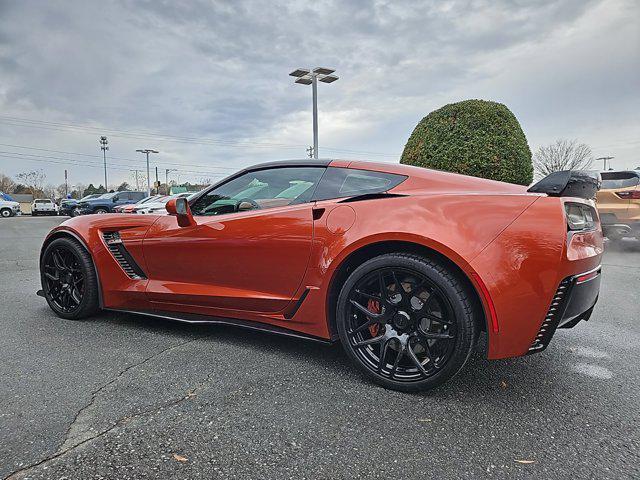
[[136, 202, 168, 210], [1, 201, 19, 206]]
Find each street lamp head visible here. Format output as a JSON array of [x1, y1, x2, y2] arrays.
[[313, 67, 335, 75], [319, 74, 339, 83], [294, 77, 313, 85], [289, 68, 310, 77]]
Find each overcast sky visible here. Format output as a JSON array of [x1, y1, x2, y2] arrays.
[[0, 0, 638, 190]]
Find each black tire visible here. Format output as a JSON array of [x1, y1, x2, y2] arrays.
[[93, 207, 108, 214], [336, 253, 477, 392], [32, 211, 38, 216], [40, 237, 99, 320], [0, 208, 12, 218]]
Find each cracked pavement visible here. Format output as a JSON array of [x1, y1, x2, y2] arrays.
[[1, 216, 639, 479]]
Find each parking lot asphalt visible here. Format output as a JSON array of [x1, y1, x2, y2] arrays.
[[1, 216, 639, 479]]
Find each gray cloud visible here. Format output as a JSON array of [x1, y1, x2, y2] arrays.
[[0, 0, 637, 187]]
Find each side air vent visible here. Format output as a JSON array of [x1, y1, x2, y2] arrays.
[[528, 277, 571, 354], [102, 231, 147, 280]]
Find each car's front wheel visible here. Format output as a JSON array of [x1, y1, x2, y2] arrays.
[[336, 253, 477, 392], [0, 208, 12, 218], [41, 237, 99, 320]]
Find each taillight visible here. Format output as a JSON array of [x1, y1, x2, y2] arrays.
[[616, 191, 640, 199], [565, 202, 597, 231]]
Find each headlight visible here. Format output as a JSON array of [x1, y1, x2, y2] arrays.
[[565, 202, 596, 231]]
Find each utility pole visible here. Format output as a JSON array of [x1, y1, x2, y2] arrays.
[[165, 168, 177, 195], [99, 136, 109, 189], [155, 166, 159, 195], [289, 67, 339, 159], [135, 149, 159, 196], [596, 156, 614, 170], [64, 169, 68, 198], [130, 169, 141, 192]]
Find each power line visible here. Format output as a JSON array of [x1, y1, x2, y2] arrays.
[[0, 115, 399, 158], [0, 152, 229, 178], [0, 142, 238, 171]]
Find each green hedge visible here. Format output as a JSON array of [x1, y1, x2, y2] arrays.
[[400, 99, 533, 185]]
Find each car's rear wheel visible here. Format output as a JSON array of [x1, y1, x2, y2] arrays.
[[41, 237, 99, 320], [336, 253, 477, 392], [94, 208, 108, 214]]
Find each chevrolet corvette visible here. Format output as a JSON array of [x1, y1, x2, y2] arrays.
[[38, 160, 603, 391]]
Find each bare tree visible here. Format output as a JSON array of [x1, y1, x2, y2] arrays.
[[0, 173, 16, 193], [43, 184, 57, 199], [16, 170, 46, 196], [533, 139, 594, 179], [56, 183, 68, 198]]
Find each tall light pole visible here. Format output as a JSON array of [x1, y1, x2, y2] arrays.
[[596, 156, 614, 170], [136, 149, 159, 196], [99, 136, 109, 189], [165, 168, 177, 195], [289, 67, 338, 159]]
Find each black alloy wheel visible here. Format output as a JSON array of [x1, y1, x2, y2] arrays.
[[337, 253, 477, 392], [41, 237, 99, 320]]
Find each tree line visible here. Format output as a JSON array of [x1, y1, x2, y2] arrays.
[[0, 169, 134, 199]]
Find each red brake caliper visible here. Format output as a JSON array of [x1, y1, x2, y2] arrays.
[[367, 299, 381, 336]]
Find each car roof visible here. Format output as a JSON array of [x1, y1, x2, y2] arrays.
[[600, 170, 640, 176]]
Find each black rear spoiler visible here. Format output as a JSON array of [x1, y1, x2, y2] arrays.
[[527, 170, 601, 200]]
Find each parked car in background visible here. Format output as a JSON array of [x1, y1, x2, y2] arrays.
[[596, 170, 640, 240], [113, 195, 161, 213], [0, 198, 21, 217], [133, 193, 191, 214], [58, 199, 79, 217], [31, 199, 59, 216], [74, 191, 146, 215]]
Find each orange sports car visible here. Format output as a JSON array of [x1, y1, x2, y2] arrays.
[[38, 160, 603, 391]]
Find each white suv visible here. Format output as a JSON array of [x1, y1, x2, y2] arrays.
[[31, 199, 59, 216], [0, 199, 21, 218]]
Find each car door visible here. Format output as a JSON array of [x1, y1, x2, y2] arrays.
[[142, 165, 325, 314]]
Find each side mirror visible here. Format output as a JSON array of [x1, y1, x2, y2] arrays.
[[166, 197, 195, 227], [112, 196, 118, 202]]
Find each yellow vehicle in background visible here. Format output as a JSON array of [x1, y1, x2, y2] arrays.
[[596, 170, 640, 240]]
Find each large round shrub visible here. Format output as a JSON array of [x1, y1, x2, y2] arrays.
[[400, 99, 533, 185]]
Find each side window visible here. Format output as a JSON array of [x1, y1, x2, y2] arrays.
[[600, 172, 639, 189], [313, 167, 407, 201], [190, 167, 325, 216]]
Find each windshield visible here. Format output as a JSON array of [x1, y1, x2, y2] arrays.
[[99, 192, 117, 199]]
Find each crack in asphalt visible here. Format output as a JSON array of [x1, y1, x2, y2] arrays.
[[4, 336, 213, 480]]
